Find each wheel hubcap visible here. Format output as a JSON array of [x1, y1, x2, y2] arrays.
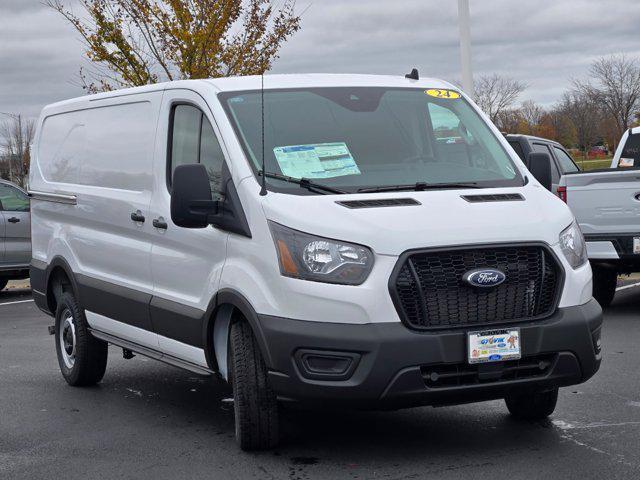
[[59, 311, 76, 369]]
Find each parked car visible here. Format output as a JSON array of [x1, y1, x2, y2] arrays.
[[505, 134, 580, 195], [559, 165, 640, 306], [0, 179, 31, 291], [30, 75, 602, 450]]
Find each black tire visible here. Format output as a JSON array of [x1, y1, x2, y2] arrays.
[[0, 278, 8, 291], [505, 388, 558, 420], [229, 320, 279, 451], [55, 292, 108, 386], [592, 267, 617, 307]]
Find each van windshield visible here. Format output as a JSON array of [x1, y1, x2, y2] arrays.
[[220, 87, 523, 194]]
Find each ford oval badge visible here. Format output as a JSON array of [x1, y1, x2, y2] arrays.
[[463, 268, 506, 288]]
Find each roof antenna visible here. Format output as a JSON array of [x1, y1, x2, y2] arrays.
[[259, 67, 268, 196], [405, 68, 419, 80]]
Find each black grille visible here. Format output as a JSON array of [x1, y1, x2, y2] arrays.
[[422, 354, 557, 388], [391, 245, 562, 330]]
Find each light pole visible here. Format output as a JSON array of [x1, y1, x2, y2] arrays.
[[457, 0, 474, 98]]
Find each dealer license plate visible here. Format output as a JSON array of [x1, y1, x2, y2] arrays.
[[468, 328, 521, 364], [634, 237, 640, 254]]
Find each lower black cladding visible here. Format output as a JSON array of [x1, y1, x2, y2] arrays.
[[257, 299, 602, 408], [41, 270, 206, 348], [422, 353, 557, 389], [76, 273, 155, 332]]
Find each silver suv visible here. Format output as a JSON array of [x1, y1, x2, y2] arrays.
[[0, 180, 30, 291]]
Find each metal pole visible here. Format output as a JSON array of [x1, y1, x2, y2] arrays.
[[457, 0, 474, 98]]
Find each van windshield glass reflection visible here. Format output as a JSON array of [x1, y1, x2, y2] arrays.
[[220, 87, 523, 194]]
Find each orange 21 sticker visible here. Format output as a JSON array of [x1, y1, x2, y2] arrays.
[[426, 88, 461, 99]]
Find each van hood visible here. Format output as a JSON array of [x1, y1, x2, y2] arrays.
[[261, 185, 573, 256]]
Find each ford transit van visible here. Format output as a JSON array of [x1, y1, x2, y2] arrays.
[[29, 75, 602, 450]]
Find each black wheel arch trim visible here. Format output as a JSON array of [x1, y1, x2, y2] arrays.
[[31, 256, 82, 316], [204, 288, 274, 371]]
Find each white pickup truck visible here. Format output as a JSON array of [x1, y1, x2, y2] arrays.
[[559, 163, 640, 306]]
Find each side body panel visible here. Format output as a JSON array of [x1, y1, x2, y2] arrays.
[[0, 213, 5, 264], [148, 87, 231, 366], [0, 182, 31, 268], [562, 169, 640, 235], [30, 91, 163, 350], [2, 210, 30, 266]]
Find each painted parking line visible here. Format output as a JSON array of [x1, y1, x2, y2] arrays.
[[0, 298, 34, 306], [616, 281, 640, 292]]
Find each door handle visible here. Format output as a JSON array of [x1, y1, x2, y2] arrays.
[[130, 211, 145, 223], [153, 218, 168, 230], [7, 217, 20, 223]]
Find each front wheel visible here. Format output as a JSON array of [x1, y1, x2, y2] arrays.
[[505, 388, 558, 420], [55, 292, 108, 386], [229, 320, 279, 450], [592, 267, 617, 307]]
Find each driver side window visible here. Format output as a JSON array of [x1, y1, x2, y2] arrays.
[[0, 184, 29, 212], [169, 104, 225, 199]]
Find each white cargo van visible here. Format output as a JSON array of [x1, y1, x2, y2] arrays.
[[30, 75, 602, 450]]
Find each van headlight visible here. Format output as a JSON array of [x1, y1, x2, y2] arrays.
[[268, 221, 374, 285], [559, 221, 588, 269]]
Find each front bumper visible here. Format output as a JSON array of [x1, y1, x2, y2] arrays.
[[257, 299, 602, 409]]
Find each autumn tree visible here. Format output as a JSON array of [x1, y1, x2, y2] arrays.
[[474, 74, 527, 124], [47, 0, 301, 93], [559, 91, 602, 160], [544, 107, 577, 148]]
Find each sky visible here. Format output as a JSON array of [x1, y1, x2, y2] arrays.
[[2, 0, 640, 119]]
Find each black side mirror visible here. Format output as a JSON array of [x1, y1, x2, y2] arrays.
[[170, 164, 219, 228], [527, 152, 553, 191]]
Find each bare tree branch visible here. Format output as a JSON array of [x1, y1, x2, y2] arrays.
[[474, 74, 528, 124]]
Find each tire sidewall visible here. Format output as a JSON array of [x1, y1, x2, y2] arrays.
[[54, 293, 89, 385]]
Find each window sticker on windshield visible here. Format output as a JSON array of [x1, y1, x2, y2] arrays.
[[619, 157, 635, 167], [425, 88, 461, 100], [273, 143, 361, 179]]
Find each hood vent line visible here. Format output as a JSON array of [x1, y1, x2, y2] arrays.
[[461, 194, 524, 203], [336, 198, 421, 209]]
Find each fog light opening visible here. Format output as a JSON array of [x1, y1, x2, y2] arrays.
[[294, 349, 360, 381], [303, 354, 351, 375]]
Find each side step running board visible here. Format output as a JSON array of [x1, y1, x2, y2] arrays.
[[89, 328, 215, 377]]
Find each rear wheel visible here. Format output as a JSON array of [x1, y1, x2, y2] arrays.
[[592, 266, 617, 307], [55, 292, 108, 386], [505, 388, 558, 420], [229, 320, 279, 451], [0, 279, 7, 291]]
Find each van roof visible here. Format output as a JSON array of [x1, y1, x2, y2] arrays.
[[205, 73, 455, 92], [42, 74, 457, 112]]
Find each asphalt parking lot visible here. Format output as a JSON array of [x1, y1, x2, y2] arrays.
[[1, 284, 639, 480]]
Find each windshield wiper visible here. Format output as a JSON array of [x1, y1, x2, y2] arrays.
[[259, 171, 347, 194], [357, 181, 481, 193]]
